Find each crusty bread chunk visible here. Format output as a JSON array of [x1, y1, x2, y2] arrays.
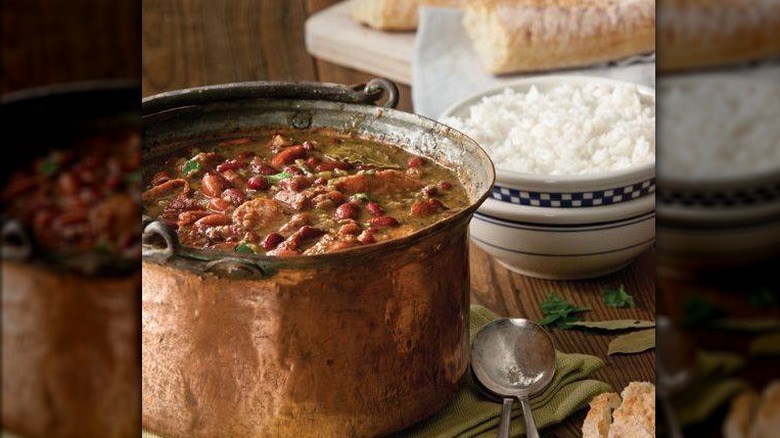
[[350, 0, 465, 31], [724, 381, 780, 438], [582, 381, 655, 438], [582, 392, 622, 438]]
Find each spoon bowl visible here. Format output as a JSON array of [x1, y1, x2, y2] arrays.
[[471, 318, 556, 438]]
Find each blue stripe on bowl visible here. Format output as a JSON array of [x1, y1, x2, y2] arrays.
[[657, 181, 780, 207], [490, 178, 655, 208]]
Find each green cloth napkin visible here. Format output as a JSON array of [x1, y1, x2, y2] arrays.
[[142, 305, 611, 438], [673, 350, 749, 427], [387, 305, 611, 438]]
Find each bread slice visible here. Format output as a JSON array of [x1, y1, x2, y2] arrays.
[[658, 0, 780, 71], [582, 392, 622, 438], [463, 0, 655, 75], [608, 381, 656, 438], [723, 390, 761, 438]]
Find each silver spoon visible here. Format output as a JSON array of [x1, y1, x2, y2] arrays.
[[657, 316, 698, 438], [471, 318, 556, 438]]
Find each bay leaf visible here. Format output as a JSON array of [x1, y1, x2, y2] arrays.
[[749, 332, 780, 356], [608, 328, 656, 355], [710, 318, 780, 332], [567, 319, 655, 331]]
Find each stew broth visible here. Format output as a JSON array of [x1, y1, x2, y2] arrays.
[[143, 128, 470, 256]]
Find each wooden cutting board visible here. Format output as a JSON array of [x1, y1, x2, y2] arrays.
[[305, 0, 415, 85]]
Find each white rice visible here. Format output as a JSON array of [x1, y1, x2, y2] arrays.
[[657, 76, 780, 180], [443, 82, 655, 175]]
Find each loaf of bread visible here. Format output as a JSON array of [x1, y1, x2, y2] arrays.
[[463, 0, 656, 74], [350, 0, 465, 30], [724, 381, 780, 438], [658, 0, 780, 72], [582, 381, 655, 438]]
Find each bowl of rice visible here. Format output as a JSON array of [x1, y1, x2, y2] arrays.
[[441, 75, 655, 279], [656, 74, 780, 277]]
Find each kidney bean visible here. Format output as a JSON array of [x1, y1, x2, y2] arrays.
[[357, 228, 376, 244], [221, 188, 246, 206], [250, 157, 279, 175], [335, 202, 360, 220], [365, 201, 384, 217], [410, 199, 445, 217], [297, 225, 325, 240], [106, 175, 125, 190], [216, 159, 246, 172], [152, 172, 171, 186], [302, 140, 317, 151], [278, 175, 312, 192], [201, 173, 227, 198], [247, 176, 269, 191], [271, 145, 306, 168], [284, 165, 304, 176], [178, 210, 210, 226], [305, 157, 320, 168], [195, 214, 231, 228], [368, 215, 399, 228], [339, 222, 362, 235], [437, 181, 452, 190], [314, 177, 327, 185], [408, 156, 425, 168], [261, 232, 285, 250], [208, 198, 232, 212]]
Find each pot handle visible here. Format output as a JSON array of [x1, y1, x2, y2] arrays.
[[142, 219, 178, 262], [1, 220, 33, 261], [142, 78, 400, 116]]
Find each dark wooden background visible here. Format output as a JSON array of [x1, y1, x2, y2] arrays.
[[9, 0, 775, 436]]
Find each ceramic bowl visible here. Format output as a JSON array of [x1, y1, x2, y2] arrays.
[[441, 75, 656, 280]]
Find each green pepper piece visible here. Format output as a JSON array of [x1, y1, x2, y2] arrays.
[[266, 172, 292, 184], [235, 242, 255, 254], [182, 159, 202, 176]]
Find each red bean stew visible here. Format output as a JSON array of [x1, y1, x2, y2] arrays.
[[142, 128, 470, 256], [2, 129, 141, 259]]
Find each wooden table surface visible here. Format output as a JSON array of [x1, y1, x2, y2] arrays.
[[141, 1, 655, 437]]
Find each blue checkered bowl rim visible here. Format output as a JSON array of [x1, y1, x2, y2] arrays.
[[490, 178, 655, 208]]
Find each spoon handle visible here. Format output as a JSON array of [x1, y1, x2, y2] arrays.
[[660, 395, 684, 438], [497, 397, 513, 438], [518, 395, 540, 438]]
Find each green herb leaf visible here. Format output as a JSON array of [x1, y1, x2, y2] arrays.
[[235, 242, 255, 254], [603, 284, 635, 308], [538, 293, 590, 329], [266, 172, 292, 184], [182, 159, 202, 176], [38, 156, 59, 177], [683, 295, 726, 327], [749, 332, 780, 356], [608, 328, 656, 355], [124, 170, 142, 185], [567, 319, 655, 331], [351, 192, 371, 202]]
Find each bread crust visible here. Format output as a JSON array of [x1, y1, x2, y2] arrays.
[[582, 392, 622, 438], [463, 0, 656, 74], [724, 390, 761, 438], [752, 381, 780, 438], [658, 0, 780, 71], [608, 381, 656, 438], [351, 0, 422, 30]]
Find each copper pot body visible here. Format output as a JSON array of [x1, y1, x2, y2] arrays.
[[141, 81, 495, 438]]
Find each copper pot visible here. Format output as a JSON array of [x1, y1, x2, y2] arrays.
[[141, 79, 495, 438], [1, 82, 141, 438]]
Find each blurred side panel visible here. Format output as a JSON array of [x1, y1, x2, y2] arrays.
[[657, 0, 780, 437], [1, 1, 141, 438]]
